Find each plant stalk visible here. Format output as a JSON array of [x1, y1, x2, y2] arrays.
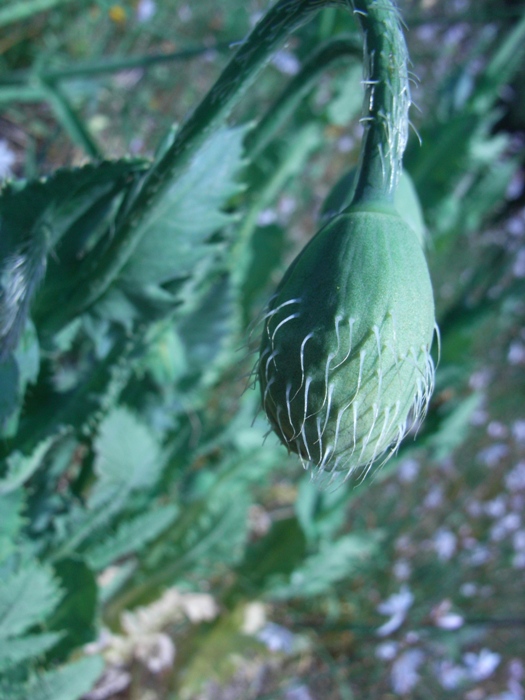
[[245, 34, 361, 160], [0, 0, 87, 28], [350, 0, 410, 205], [38, 79, 103, 159], [0, 43, 235, 85], [49, 0, 410, 329], [45, 0, 346, 331]]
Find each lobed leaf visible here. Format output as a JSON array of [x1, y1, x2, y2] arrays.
[[0, 560, 62, 640], [0, 321, 40, 439], [268, 533, 381, 600], [20, 655, 104, 700], [0, 160, 147, 352], [85, 504, 179, 571], [92, 405, 164, 492], [0, 632, 63, 672], [0, 161, 148, 254], [0, 436, 55, 496], [47, 558, 98, 660], [175, 274, 237, 398], [120, 125, 248, 288]]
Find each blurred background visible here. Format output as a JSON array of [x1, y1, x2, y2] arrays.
[[1, 0, 525, 698]]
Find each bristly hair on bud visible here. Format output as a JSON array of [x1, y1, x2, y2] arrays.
[[257, 206, 436, 485]]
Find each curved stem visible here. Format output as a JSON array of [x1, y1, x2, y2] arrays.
[[38, 78, 103, 159], [350, 0, 410, 205], [0, 42, 236, 85], [50, 0, 410, 329], [232, 124, 322, 325], [245, 34, 361, 160], [49, 0, 346, 331]]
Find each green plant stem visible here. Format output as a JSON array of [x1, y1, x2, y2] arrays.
[[0, 86, 46, 102], [0, 43, 235, 85], [0, 81, 101, 158], [38, 79, 102, 159], [245, 34, 361, 160], [49, 0, 410, 331], [318, 7, 339, 40], [350, 0, 410, 205], [104, 457, 246, 626], [44, 0, 348, 332], [470, 10, 525, 114], [0, 0, 86, 28], [232, 124, 322, 321], [2, 330, 133, 461], [237, 125, 322, 258]]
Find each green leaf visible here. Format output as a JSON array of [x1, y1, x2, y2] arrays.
[[48, 406, 163, 560], [236, 517, 307, 594], [190, 493, 251, 573], [0, 233, 46, 361], [92, 406, 164, 492], [49, 486, 130, 562], [120, 125, 248, 288], [470, 12, 525, 115], [23, 655, 104, 700], [405, 17, 525, 219], [13, 320, 40, 391], [443, 157, 518, 240], [176, 275, 236, 396], [0, 560, 62, 640], [142, 324, 187, 387], [326, 64, 363, 125], [47, 558, 98, 660], [0, 160, 146, 351], [427, 393, 483, 462], [0, 321, 40, 439], [4, 331, 131, 458], [295, 476, 350, 544], [85, 504, 179, 571], [0, 436, 55, 496], [0, 632, 63, 671], [268, 533, 381, 600], [89, 286, 140, 332], [240, 223, 285, 325], [0, 161, 147, 254], [142, 479, 252, 583]]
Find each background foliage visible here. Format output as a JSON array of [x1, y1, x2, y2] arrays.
[[1, 0, 525, 698]]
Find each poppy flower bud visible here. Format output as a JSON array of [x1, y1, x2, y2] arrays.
[[258, 204, 435, 481]]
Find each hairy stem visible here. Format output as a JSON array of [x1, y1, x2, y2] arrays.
[[350, 0, 410, 204]]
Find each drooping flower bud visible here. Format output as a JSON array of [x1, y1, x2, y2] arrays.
[[258, 204, 435, 481]]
